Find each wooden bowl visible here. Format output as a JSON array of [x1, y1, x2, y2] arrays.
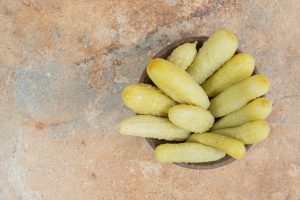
[[139, 37, 253, 169]]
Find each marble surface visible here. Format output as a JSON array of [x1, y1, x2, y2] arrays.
[[0, 0, 299, 199]]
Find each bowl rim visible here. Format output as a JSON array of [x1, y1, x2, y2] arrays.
[[139, 36, 255, 170]]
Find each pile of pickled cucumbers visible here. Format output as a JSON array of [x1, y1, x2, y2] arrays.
[[118, 29, 272, 163]]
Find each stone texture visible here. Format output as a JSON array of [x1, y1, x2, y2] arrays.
[[0, 0, 299, 199]]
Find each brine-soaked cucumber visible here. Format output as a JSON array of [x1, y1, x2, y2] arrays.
[[155, 143, 225, 163], [213, 121, 270, 144], [202, 53, 255, 97], [147, 58, 209, 109], [118, 115, 190, 141], [122, 84, 176, 116], [209, 75, 270, 118], [167, 42, 197, 70], [211, 97, 272, 130], [187, 132, 246, 159], [168, 104, 214, 133], [187, 29, 238, 84]]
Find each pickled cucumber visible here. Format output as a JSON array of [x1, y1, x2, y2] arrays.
[[122, 84, 176, 116], [118, 115, 190, 141], [187, 30, 238, 84], [147, 58, 210, 109], [167, 42, 197, 70], [213, 121, 270, 144], [187, 132, 246, 159], [202, 53, 255, 97], [168, 104, 214, 133], [209, 75, 270, 118], [155, 143, 225, 163], [211, 98, 272, 130]]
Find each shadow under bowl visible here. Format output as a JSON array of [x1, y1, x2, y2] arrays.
[[139, 36, 254, 170]]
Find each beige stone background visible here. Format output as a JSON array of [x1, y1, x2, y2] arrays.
[[0, 0, 299, 199]]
